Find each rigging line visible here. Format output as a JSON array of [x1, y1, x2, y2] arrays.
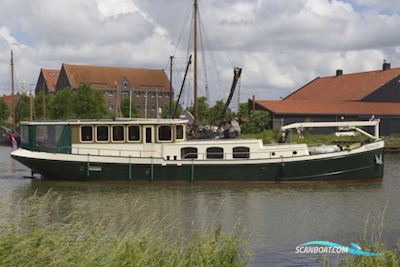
[[198, 10, 210, 104], [186, 14, 193, 64], [171, 2, 193, 57], [198, 1, 235, 68], [198, 16, 224, 102]]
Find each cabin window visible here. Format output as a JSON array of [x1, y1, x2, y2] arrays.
[[233, 147, 250, 159], [112, 126, 125, 142], [176, 125, 184, 140], [128, 126, 140, 141], [96, 126, 109, 142], [20, 125, 29, 145], [158, 126, 172, 141], [181, 147, 197, 159], [81, 126, 93, 142], [206, 147, 224, 159], [145, 127, 152, 143], [36, 125, 64, 149]]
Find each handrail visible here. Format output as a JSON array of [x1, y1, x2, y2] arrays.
[[280, 120, 381, 140], [72, 146, 163, 158]]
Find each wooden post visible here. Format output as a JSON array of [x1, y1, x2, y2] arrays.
[[10, 50, 16, 128]]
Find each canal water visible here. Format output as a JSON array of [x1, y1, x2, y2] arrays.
[[0, 146, 399, 266]]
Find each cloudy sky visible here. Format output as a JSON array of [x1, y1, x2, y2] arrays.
[[0, 0, 400, 106]]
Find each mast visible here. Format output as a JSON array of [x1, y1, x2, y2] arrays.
[[193, 0, 199, 136], [10, 49, 16, 129], [169, 56, 174, 118]]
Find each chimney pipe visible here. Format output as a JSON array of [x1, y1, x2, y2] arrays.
[[252, 95, 256, 111], [336, 69, 343, 76], [383, 60, 391, 71]]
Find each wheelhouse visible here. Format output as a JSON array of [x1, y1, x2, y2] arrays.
[[19, 119, 189, 154]]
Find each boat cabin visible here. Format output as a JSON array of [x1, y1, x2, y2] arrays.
[[19, 119, 188, 154]]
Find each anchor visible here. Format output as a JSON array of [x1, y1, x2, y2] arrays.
[[375, 154, 383, 165]]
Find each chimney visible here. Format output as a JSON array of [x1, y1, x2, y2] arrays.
[[336, 69, 343, 76], [383, 60, 391, 71]]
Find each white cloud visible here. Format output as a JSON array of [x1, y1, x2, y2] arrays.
[[0, 0, 399, 103]]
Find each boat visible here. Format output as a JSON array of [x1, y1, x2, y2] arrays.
[[9, 0, 384, 181], [10, 119, 383, 181]]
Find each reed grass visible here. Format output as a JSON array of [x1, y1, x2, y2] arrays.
[[323, 206, 400, 267], [0, 191, 250, 267]]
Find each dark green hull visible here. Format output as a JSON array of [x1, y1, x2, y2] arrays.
[[11, 147, 384, 182]]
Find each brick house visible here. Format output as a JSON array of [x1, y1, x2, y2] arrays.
[[35, 69, 60, 95], [251, 62, 400, 135], [54, 64, 172, 118]]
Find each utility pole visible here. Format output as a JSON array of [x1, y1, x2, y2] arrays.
[[169, 56, 174, 118], [10, 49, 16, 129], [129, 89, 132, 118], [29, 84, 33, 121], [42, 90, 46, 119]]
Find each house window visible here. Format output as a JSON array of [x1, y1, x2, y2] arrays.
[[206, 147, 224, 159], [96, 126, 109, 142], [181, 147, 197, 159], [81, 126, 93, 142], [158, 126, 172, 141], [233, 147, 250, 159], [112, 125, 125, 142], [128, 125, 140, 141]]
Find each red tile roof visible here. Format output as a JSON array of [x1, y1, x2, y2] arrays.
[[0, 95, 13, 107], [63, 64, 170, 91], [42, 69, 60, 93], [284, 68, 400, 101], [0, 94, 21, 108], [256, 100, 400, 116]]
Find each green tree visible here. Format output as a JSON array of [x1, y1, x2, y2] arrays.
[[73, 85, 107, 119], [208, 100, 229, 125], [241, 110, 271, 134], [0, 99, 10, 122], [189, 97, 209, 125], [34, 91, 51, 120], [121, 96, 138, 118], [236, 102, 249, 119], [16, 94, 30, 122], [161, 100, 183, 118], [48, 89, 76, 119]]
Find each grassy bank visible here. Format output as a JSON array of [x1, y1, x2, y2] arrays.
[[382, 134, 400, 147], [0, 192, 250, 267], [335, 243, 400, 267]]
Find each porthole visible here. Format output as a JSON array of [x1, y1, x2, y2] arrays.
[[233, 147, 250, 159], [181, 147, 197, 159], [206, 147, 224, 159]]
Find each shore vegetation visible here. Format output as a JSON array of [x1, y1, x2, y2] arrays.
[[0, 192, 250, 267]]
